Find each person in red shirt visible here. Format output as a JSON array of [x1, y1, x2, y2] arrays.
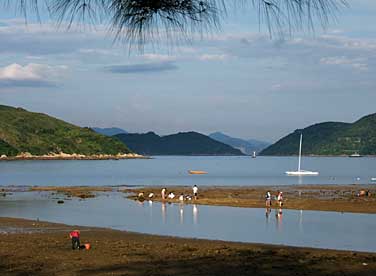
[[69, 230, 80, 250]]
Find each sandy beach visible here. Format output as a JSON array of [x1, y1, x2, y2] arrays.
[[0, 217, 375, 276]]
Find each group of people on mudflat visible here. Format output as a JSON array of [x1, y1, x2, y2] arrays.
[[138, 185, 199, 202], [265, 191, 284, 219], [265, 191, 284, 207]]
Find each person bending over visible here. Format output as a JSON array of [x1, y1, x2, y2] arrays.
[[70, 230, 80, 250]]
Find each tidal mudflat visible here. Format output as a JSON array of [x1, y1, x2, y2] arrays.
[[1, 217, 375, 276], [1, 188, 376, 253]]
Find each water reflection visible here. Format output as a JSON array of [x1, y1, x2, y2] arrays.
[[179, 204, 184, 225], [137, 200, 145, 207], [265, 208, 271, 219], [193, 204, 199, 225], [1, 192, 376, 253], [155, 201, 200, 226], [275, 208, 283, 232], [161, 202, 166, 224], [265, 207, 271, 230]]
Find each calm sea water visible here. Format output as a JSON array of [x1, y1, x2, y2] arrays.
[[1, 191, 375, 252], [0, 156, 376, 187]]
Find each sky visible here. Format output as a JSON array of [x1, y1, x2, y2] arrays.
[[0, 1, 375, 142]]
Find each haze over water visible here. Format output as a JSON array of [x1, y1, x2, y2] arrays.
[[0, 156, 375, 187]]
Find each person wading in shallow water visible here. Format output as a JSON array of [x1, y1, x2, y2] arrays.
[[69, 230, 80, 250]]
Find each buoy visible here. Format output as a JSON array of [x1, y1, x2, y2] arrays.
[[85, 243, 91, 250]]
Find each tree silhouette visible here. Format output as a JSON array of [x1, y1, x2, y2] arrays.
[[5, 1, 347, 48]]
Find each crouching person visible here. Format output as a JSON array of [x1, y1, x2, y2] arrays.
[[70, 230, 80, 250]]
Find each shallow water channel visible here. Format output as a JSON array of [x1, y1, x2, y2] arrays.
[[0, 191, 375, 253]]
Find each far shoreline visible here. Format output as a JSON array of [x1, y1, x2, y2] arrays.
[[2, 154, 376, 161], [0, 152, 150, 161]]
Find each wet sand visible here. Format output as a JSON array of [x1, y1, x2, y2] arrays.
[[125, 185, 376, 214], [30, 186, 113, 199], [0, 217, 375, 276]]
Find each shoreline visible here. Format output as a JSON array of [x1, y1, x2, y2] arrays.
[[6, 184, 375, 214], [2, 154, 376, 160], [0, 152, 150, 161], [0, 217, 375, 275]]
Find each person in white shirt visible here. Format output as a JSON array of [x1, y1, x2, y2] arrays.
[[179, 193, 184, 201], [161, 188, 166, 200], [193, 185, 198, 200], [168, 192, 175, 199], [277, 191, 283, 207]]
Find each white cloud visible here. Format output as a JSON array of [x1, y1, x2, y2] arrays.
[[0, 63, 67, 87], [0, 20, 109, 56]]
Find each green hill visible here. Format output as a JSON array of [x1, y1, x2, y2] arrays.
[[0, 105, 131, 156], [261, 113, 376, 156], [115, 131, 244, 156]]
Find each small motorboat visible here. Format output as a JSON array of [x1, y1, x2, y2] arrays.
[[188, 170, 208, 175]]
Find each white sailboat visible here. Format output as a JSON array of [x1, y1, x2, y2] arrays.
[[286, 134, 319, 176]]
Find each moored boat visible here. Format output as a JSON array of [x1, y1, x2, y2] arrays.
[[188, 170, 208, 175], [285, 134, 319, 176]]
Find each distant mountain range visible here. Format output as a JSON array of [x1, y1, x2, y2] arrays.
[[0, 105, 131, 156], [261, 113, 376, 156], [209, 132, 270, 155], [115, 131, 244, 156], [92, 127, 128, 136]]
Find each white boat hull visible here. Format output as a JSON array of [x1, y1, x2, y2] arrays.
[[286, 170, 319, 176]]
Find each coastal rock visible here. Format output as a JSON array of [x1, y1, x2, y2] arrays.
[[0, 151, 146, 161]]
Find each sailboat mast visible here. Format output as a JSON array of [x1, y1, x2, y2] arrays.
[[298, 133, 302, 172]]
